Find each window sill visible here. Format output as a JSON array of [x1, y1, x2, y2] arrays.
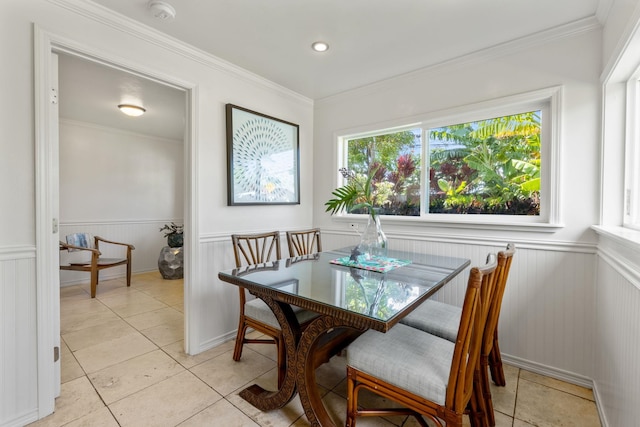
[[591, 225, 640, 251], [334, 214, 564, 233]]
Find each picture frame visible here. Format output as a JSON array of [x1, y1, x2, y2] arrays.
[[226, 104, 300, 205]]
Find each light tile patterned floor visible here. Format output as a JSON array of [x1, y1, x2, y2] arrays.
[[29, 272, 602, 426]]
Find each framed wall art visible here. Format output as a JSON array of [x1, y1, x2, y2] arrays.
[[226, 104, 300, 205]]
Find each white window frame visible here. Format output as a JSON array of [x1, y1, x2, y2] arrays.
[[335, 87, 563, 231], [624, 76, 640, 230]]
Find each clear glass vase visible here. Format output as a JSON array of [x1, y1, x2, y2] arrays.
[[358, 210, 388, 260]]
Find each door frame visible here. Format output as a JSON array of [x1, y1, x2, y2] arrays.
[[34, 26, 199, 417]]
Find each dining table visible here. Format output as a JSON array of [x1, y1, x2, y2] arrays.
[[217, 247, 470, 427]]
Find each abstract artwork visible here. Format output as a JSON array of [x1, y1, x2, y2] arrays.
[[226, 104, 300, 205]]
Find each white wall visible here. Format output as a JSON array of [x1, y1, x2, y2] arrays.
[[59, 120, 184, 223], [592, 2, 640, 425], [313, 27, 602, 245], [601, 0, 640, 74], [58, 120, 183, 282], [592, 231, 640, 427], [0, 0, 314, 425], [313, 26, 603, 384]]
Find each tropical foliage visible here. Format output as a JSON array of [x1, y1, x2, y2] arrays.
[[327, 110, 541, 217], [327, 130, 422, 217], [429, 111, 541, 215]]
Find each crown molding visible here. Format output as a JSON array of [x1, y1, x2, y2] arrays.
[[317, 16, 601, 106], [596, 0, 613, 25]]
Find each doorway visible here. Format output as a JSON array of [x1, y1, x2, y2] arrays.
[[35, 28, 196, 418]]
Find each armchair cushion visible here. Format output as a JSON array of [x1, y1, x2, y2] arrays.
[[346, 323, 454, 405]]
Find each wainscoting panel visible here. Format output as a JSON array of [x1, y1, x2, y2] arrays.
[[59, 220, 180, 285], [0, 248, 38, 427], [201, 230, 597, 383], [593, 248, 640, 427], [196, 236, 241, 352]]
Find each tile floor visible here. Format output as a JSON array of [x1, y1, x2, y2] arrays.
[[29, 272, 602, 427]]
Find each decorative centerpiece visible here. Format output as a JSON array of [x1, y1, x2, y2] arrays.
[[325, 167, 388, 260], [159, 222, 184, 248]]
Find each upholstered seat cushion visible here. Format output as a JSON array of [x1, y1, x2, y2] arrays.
[[400, 300, 461, 342], [346, 323, 454, 405], [245, 298, 318, 329]]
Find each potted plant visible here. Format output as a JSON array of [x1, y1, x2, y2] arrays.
[[325, 167, 387, 259], [159, 222, 184, 248]]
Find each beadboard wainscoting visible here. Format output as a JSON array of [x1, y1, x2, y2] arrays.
[[59, 220, 182, 286], [0, 246, 38, 427], [197, 235, 241, 352], [319, 229, 598, 386], [201, 229, 599, 389], [593, 230, 640, 427]]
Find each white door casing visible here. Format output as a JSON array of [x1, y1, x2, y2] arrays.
[[34, 26, 198, 418]]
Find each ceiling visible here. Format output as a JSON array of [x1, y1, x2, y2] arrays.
[[59, 0, 605, 139], [58, 53, 186, 140]]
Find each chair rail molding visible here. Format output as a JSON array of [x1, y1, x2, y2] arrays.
[[0, 245, 36, 260]]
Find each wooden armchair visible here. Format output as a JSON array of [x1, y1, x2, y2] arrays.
[[400, 244, 515, 426], [231, 232, 317, 388], [285, 228, 322, 257], [59, 234, 135, 298], [345, 255, 499, 427]]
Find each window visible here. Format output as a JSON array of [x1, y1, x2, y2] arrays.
[[428, 111, 541, 215], [343, 126, 422, 216], [338, 88, 561, 227]]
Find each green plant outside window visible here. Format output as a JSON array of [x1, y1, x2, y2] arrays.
[[343, 110, 541, 216]]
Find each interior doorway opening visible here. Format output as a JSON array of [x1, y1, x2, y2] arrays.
[[35, 27, 196, 418]]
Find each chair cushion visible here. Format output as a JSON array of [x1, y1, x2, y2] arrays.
[[245, 298, 318, 329], [346, 323, 454, 405], [400, 300, 461, 342]]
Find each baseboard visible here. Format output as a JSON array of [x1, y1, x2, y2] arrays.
[[195, 330, 237, 355], [501, 353, 594, 389], [591, 381, 610, 427], [59, 268, 158, 287], [0, 409, 39, 427]]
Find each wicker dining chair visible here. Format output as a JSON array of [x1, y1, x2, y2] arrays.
[[400, 243, 515, 426], [285, 228, 322, 257], [231, 231, 317, 388], [345, 254, 499, 427]]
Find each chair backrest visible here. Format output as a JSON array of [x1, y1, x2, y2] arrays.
[[446, 253, 499, 413], [286, 228, 322, 257], [231, 231, 281, 308], [482, 243, 516, 355], [231, 231, 282, 268]]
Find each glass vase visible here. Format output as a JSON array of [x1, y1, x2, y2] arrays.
[[358, 210, 388, 260]]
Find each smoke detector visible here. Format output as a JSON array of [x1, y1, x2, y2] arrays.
[[148, 1, 176, 21]]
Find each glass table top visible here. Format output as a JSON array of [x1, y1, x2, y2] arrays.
[[218, 247, 470, 325]]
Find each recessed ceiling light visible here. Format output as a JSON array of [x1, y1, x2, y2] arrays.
[[118, 104, 146, 117], [311, 41, 329, 52]]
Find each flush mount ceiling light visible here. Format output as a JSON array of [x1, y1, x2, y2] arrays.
[[311, 41, 329, 52], [148, 0, 176, 21], [118, 104, 146, 117]]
